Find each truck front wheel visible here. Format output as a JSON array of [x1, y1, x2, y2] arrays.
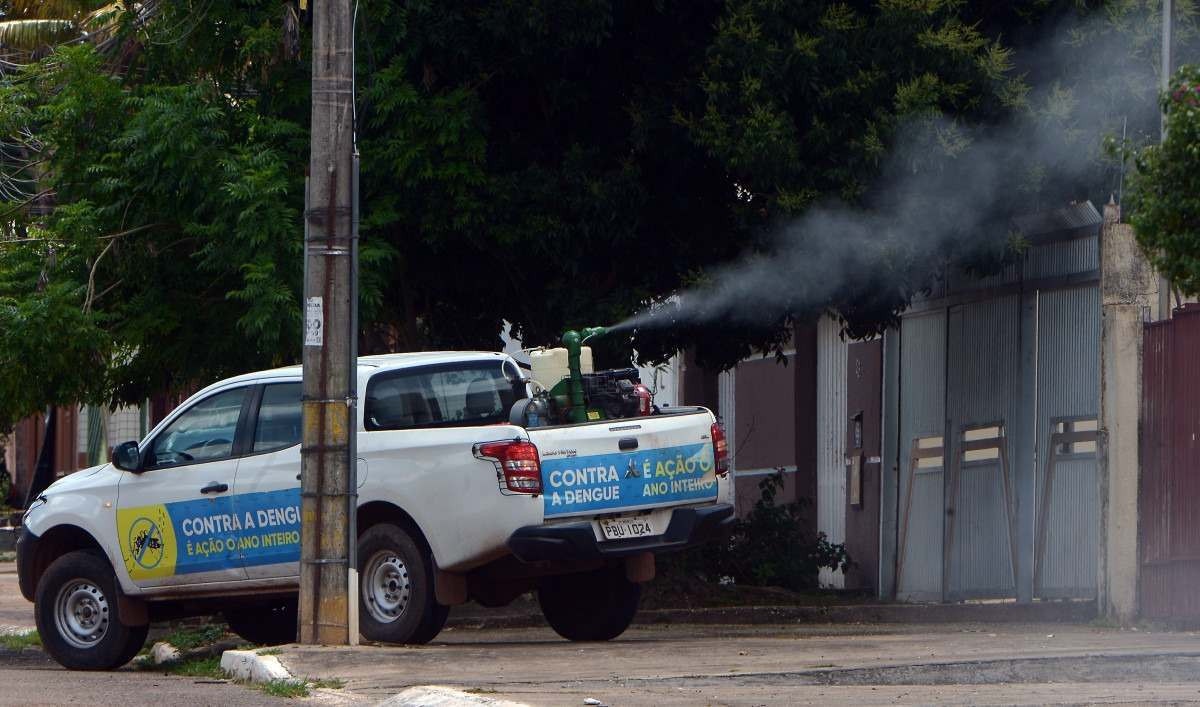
[[357, 523, 448, 644], [537, 566, 641, 641], [35, 550, 149, 670]]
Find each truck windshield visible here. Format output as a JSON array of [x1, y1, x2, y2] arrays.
[[364, 361, 524, 431]]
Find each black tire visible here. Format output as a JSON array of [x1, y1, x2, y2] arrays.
[[35, 550, 149, 670], [357, 523, 448, 644], [537, 566, 641, 641], [224, 600, 298, 646]]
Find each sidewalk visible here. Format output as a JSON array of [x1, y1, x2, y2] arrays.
[[274, 622, 1200, 705]]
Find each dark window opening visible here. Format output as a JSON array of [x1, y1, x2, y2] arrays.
[[365, 361, 525, 431]]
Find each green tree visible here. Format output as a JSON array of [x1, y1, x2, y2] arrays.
[[353, 0, 1027, 368], [1127, 64, 1200, 295], [0, 0, 1031, 427], [0, 3, 316, 428], [6, 1, 1180, 432]]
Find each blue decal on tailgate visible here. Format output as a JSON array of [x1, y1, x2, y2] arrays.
[[542, 442, 717, 517]]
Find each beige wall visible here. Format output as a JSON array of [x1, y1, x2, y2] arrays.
[[1098, 201, 1159, 623]]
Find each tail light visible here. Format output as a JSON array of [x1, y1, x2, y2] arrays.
[[475, 439, 542, 494], [632, 383, 652, 416], [711, 422, 730, 477]]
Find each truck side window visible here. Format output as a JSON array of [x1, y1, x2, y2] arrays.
[[253, 382, 302, 453], [365, 362, 523, 431], [146, 388, 246, 468]]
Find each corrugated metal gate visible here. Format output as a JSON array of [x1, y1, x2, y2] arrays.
[[1140, 305, 1200, 618], [896, 311, 946, 601], [945, 297, 1022, 600], [1034, 287, 1101, 598], [893, 203, 1101, 602]]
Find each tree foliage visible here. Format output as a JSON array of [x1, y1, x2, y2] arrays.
[[0, 3, 312, 427], [1127, 64, 1200, 296], [0, 1, 1191, 431], [354, 0, 1028, 368]]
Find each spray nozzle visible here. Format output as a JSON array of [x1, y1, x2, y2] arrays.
[[561, 326, 609, 347]]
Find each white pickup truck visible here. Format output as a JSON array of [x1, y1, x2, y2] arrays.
[[18, 351, 734, 669]]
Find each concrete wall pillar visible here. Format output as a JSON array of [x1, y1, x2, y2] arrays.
[[1098, 197, 1158, 623]]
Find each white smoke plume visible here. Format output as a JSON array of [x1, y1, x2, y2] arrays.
[[613, 11, 1181, 337]]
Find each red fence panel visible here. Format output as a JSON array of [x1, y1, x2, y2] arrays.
[[1140, 304, 1200, 619]]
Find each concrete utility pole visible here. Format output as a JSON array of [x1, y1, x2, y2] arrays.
[[300, 0, 357, 645]]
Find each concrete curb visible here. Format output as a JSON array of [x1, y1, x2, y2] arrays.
[[785, 650, 1200, 686], [377, 686, 529, 707], [135, 638, 243, 669], [148, 641, 181, 665], [0, 625, 36, 636], [220, 649, 296, 684], [446, 600, 1098, 630]]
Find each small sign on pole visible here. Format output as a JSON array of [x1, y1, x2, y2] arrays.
[[305, 296, 324, 347]]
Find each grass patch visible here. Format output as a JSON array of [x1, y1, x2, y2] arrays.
[[0, 551, 16, 563], [308, 678, 345, 690], [157, 655, 226, 679], [161, 624, 226, 651], [249, 678, 343, 698], [255, 648, 282, 656], [0, 631, 40, 651], [254, 680, 309, 698]]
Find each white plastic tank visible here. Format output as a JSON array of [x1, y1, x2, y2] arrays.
[[529, 347, 593, 390]]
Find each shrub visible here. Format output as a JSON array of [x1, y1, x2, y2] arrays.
[[663, 470, 851, 591]]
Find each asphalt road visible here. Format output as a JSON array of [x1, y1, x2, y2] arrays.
[[0, 565, 299, 705], [0, 648, 293, 706]]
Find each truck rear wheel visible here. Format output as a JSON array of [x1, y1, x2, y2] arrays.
[[357, 523, 448, 644], [35, 550, 149, 670], [537, 566, 641, 641], [225, 600, 297, 646]]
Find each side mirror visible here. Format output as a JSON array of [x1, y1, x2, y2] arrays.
[[111, 441, 143, 472]]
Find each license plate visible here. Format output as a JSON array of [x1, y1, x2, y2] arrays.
[[598, 516, 656, 541]]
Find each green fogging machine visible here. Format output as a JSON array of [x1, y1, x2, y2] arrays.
[[522, 326, 653, 426]]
